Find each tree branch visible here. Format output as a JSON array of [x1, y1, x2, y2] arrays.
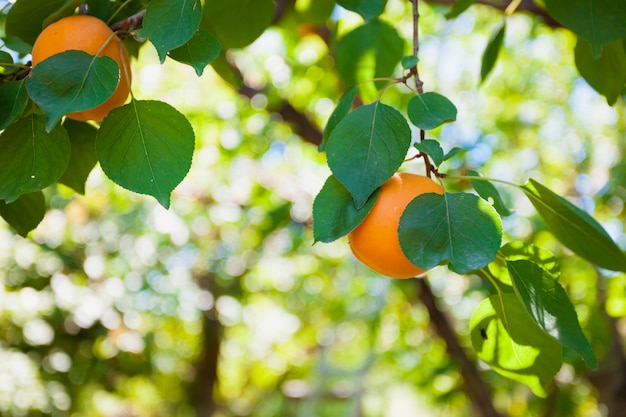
[[416, 278, 502, 417]]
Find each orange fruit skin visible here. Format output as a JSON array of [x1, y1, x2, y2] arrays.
[[348, 172, 444, 279], [31, 15, 131, 122]]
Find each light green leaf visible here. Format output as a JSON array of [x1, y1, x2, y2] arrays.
[[168, 29, 222, 77], [407, 92, 457, 130], [500, 241, 561, 278], [96, 100, 195, 208], [523, 179, 626, 272], [398, 192, 502, 274], [0, 114, 70, 202], [470, 294, 563, 397], [445, 0, 476, 19], [481, 21, 506, 83], [144, 0, 203, 62], [574, 38, 626, 106], [26, 51, 119, 131], [325, 101, 411, 208], [0, 191, 46, 237], [313, 175, 380, 243], [507, 260, 597, 369]]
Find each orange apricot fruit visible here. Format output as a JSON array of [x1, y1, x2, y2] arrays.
[[348, 172, 444, 278], [31, 15, 131, 122]]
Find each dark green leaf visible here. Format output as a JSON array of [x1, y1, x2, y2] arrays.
[[296, 0, 336, 24], [0, 51, 15, 72], [5, 0, 66, 46], [3, 36, 33, 55], [335, 19, 404, 88], [445, 0, 476, 19], [414, 139, 444, 166], [481, 22, 506, 83], [313, 175, 380, 243], [500, 241, 560, 278], [337, 0, 387, 21], [0, 114, 70, 202], [325, 101, 411, 208], [443, 147, 463, 161], [470, 294, 563, 397], [507, 259, 597, 369], [144, 0, 202, 62], [544, 0, 626, 56], [59, 119, 98, 194], [407, 92, 457, 130], [210, 52, 244, 88], [399, 192, 502, 274], [401, 55, 419, 70], [202, 0, 274, 49], [0, 81, 28, 131], [168, 29, 222, 77], [0, 191, 46, 237], [96, 100, 195, 208], [42, 0, 84, 28], [574, 38, 626, 106], [468, 170, 513, 216], [320, 87, 357, 152], [26, 51, 119, 131], [523, 179, 626, 272]]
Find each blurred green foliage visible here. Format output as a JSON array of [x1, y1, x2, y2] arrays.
[[0, 0, 625, 416]]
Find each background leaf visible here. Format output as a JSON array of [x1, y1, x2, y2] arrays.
[[468, 171, 513, 216], [507, 259, 597, 369], [407, 92, 457, 130], [0, 114, 70, 203], [202, 0, 274, 49], [320, 87, 357, 152], [313, 175, 379, 243], [96, 100, 195, 208], [445, 0, 476, 19], [58, 119, 98, 194], [574, 38, 626, 106], [0, 80, 28, 130], [325, 101, 411, 208], [5, 0, 66, 46], [470, 294, 563, 397], [336, 0, 387, 22], [544, 0, 626, 56], [335, 19, 404, 88], [144, 0, 202, 62], [523, 179, 626, 272], [26, 51, 119, 131], [481, 21, 506, 83], [168, 30, 222, 77], [0, 191, 46, 237], [398, 192, 502, 274]]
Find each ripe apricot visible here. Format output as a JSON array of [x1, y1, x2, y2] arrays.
[[348, 172, 443, 278], [31, 15, 131, 122]]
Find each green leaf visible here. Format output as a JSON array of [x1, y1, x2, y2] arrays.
[[335, 19, 404, 88], [507, 260, 597, 369], [398, 192, 502, 274], [202, 0, 274, 49], [500, 241, 561, 278], [3, 36, 33, 55], [95, 100, 195, 208], [481, 21, 506, 83], [168, 29, 222, 77], [470, 294, 563, 397], [468, 171, 513, 216], [313, 175, 380, 243], [144, 0, 202, 63], [0, 114, 70, 202], [42, 0, 85, 28], [0, 191, 46, 237], [414, 140, 444, 166], [58, 119, 98, 194], [0, 51, 16, 73], [26, 51, 119, 131], [523, 179, 626, 272], [325, 101, 411, 208], [0, 80, 28, 131], [445, 0, 476, 19], [544, 0, 626, 56], [5, 0, 66, 46], [574, 38, 626, 106], [320, 87, 357, 152], [443, 147, 463, 161], [407, 92, 457, 130], [401, 55, 419, 70], [337, 0, 387, 21]]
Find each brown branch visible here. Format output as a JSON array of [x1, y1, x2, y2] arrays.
[[416, 278, 502, 417]]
